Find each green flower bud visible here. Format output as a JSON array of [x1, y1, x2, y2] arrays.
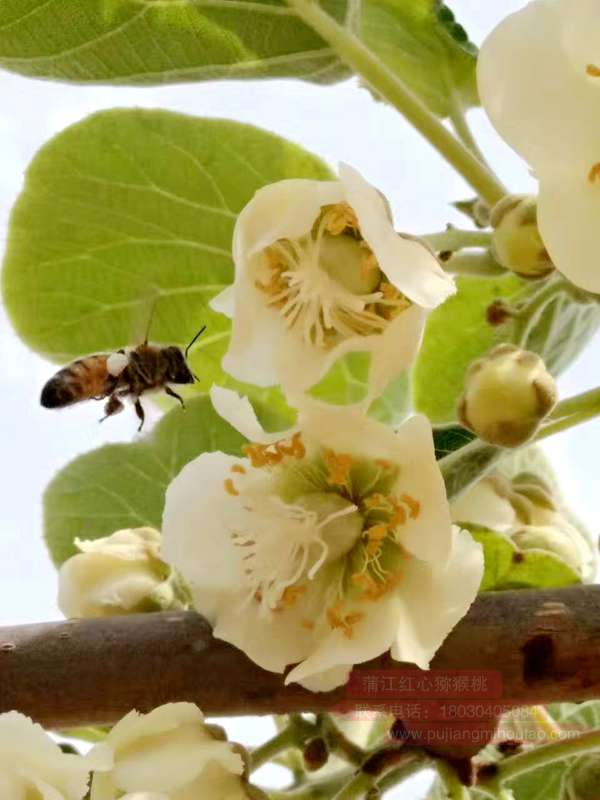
[[512, 522, 591, 577], [458, 344, 557, 447], [491, 195, 554, 279]]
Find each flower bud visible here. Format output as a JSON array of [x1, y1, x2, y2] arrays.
[[58, 527, 187, 619], [458, 344, 557, 447], [512, 521, 592, 577], [303, 737, 329, 771], [491, 195, 554, 279]]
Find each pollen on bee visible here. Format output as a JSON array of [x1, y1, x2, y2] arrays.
[[224, 478, 239, 496], [586, 64, 600, 77], [588, 162, 600, 183]]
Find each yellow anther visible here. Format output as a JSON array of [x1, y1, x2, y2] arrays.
[[366, 523, 389, 542], [381, 282, 400, 300], [231, 464, 246, 475], [588, 163, 600, 183], [324, 449, 354, 489], [324, 202, 359, 236], [224, 478, 239, 496], [365, 493, 387, 509], [243, 443, 269, 468], [327, 601, 364, 639], [586, 64, 600, 77], [276, 432, 306, 460], [281, 585, 306, 608], [361, 249, 379, 279], [301, 619, 315, 631], [375, 459, 392, 469], [400, 494, 421, 519]]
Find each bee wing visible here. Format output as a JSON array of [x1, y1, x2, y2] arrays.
[[130, 285, 161, 345]]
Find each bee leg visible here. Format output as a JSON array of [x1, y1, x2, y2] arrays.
[[165, 386, 186, 410], [100, 394, 124, 424], [134, 398, 146, 432]]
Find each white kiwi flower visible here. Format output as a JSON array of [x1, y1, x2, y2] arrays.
[[89, 703, 249, 800], [478, 0, 600, 293], [0, 711, 95, 799], [211, 164, 455, 398], [161, 388, 483, 692], [58, 527, 186, 619]]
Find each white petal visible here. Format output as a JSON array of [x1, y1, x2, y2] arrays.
[[338, 163, 455, 308], [286, 592, 403, 687], [210, 386, 294, 444], [451, 479, 516, 532], [477, 0, 599, 170], [296, 665, 352, 692], [209, 285, 235, 318], [537, 164, 600, 292], [233, 178, 343, 263], [391, 527, 483, 669], [161, 452, 248, 621]]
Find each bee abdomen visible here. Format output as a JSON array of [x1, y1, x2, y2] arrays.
[[40, 355, 111, 408], [40, 374, 81, 408]]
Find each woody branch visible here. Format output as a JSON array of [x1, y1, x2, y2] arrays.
[[1, 585, 599, 730]]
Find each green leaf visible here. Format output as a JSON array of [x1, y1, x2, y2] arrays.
[[0, 0, 350, 86], [2, 108, 333, 411], [413, 276, 600, 423], [43, 396, 246, 566], [309, 352, 372, 406], [469, 528, 580, 592], [362, 0, 478, 116]]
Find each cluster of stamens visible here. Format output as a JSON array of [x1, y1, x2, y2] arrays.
[[221, 433, 421, 640], [254, 202, 410, 348]]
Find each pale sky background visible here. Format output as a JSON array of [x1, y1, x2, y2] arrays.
[[0, 1, 597, 796]]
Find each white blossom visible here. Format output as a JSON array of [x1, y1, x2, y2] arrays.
[[58, 527, 182, 619], [89, 703, 247, 800], [0, 711, 94, 799], [478, 0, 600, 292], [211, 164, 454, 399], [161, 388, 483, 692]]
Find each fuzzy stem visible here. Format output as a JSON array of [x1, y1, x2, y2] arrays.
[[251, 715, 315, 770], [423, 228, 493, 252], [479, 730, 600, 794], [283, 0, 506, 206], [535, 386, 600, 442]]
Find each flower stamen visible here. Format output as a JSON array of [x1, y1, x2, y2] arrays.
[[588, 163, 600, 183], [586, 64, 600, 77], [224, 478, 239, 496], [324, 449, 354, 490]]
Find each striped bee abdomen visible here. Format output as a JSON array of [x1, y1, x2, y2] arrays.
[[40, 355, 112, 408]]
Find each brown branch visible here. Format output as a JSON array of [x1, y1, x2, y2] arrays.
[[1, 585, 599, 730]]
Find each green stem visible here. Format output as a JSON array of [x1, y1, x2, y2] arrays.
[[318, 714, 365, 766], [436, 759, 470, 800], [479, 730, 600, 794], [423, 228, 493, 252], [251, 716, 315, 771], [448, 91, 503, 193], [511, 275, 566, 348], [283, 0, 506, 206], [442, 251, 506, 278]]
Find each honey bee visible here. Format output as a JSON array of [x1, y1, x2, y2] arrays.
[[40, 325, 206, 431]]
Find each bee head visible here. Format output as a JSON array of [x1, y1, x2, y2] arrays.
[[165, 347, 195, 384]]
